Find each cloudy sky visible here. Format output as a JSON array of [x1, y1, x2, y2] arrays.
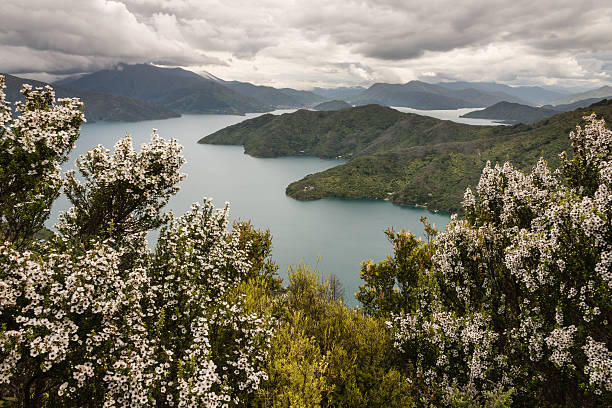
[[2, 0, 612, 89]]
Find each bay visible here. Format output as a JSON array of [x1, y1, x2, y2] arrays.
[[49, 109, 451, 305]]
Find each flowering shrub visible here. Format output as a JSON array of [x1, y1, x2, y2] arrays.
[[377, 114, 612, 406], [0, 77, 84, 248], [148, 201, 275, 407], [0, 77, 276, 407]]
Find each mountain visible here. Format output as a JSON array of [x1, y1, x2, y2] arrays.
[[437, 81, 565, 105], [552, 85, 612, 105], [348, 81, 526, 110], [460, 101, 559, 124], [222, 81, 325, 108], [313, 100, 352, 111], [200, 105, 407, 158], [548, 97, 610, 112], [56, 63, 272, 115], [277, 88, 326, 106], [312, 86, 367, 100], [201, 101, 612, 214], [3, 73, 179, 123]]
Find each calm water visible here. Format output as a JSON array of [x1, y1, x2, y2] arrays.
[[50, 110, 451, 305], [392, 106, 505, 126]]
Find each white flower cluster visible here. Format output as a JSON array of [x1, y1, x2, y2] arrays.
[[0, 239, 157, 406], [0, 79, 275, 407], [149, 201, 275, 407], [59, 131, 185, 241], [583, 337, 612, 394], [390, 114, 612, 404], [0, 76, 84, 247]]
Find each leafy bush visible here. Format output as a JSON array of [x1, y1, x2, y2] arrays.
[[255, 265, 414, 408]]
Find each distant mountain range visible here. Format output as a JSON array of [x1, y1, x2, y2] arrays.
[[221, 81, 325, 109], [4, 63, 611, 123], [2, 73, 179, 122], [437, 81, 566, 105], [200, 101, 612, 213], [547, 97, 611, 112], [347, 81, 528, 110], [312, 86, 366, 100], [461, 98, 612, 124], [551, 85, 612, 105]]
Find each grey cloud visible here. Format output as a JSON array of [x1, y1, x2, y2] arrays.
[[1, 0, 611, 87], [291, 0, 611, 61]]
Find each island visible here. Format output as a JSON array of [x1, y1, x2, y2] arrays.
[[200, 101, 612, 214]]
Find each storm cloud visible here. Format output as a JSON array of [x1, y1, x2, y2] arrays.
[[1, 0, 611, 88]]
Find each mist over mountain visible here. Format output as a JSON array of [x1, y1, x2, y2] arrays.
[[312, 86, 367, 100], [3, 73, 179, 122], [548, 97, 611, 112]]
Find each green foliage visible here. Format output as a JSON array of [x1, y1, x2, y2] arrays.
[[357, 217, 437, 316], [255, 265, 414, 408], [233, 220, 281, 287], [448, 388, 514, 408], [254, 316, 329, 408]]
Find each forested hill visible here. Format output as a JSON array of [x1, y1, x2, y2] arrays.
[[460, 101, 560, 124], [200, 101, 612, 214], [313, 100, 352, 111], [200, 105, 409, 158]]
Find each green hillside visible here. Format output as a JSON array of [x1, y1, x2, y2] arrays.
[[200, 105, 408, 158], [201, 101, 612, 214]]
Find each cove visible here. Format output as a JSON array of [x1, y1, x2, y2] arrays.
[[50, 111, 451, 305]]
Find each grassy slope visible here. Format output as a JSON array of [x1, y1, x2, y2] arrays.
[[201, 101, 612, 214]]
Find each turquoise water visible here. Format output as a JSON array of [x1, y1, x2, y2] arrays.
[[50, 111, 451, 305]]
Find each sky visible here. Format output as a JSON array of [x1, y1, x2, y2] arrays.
[[1, 0, 612, 90]]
